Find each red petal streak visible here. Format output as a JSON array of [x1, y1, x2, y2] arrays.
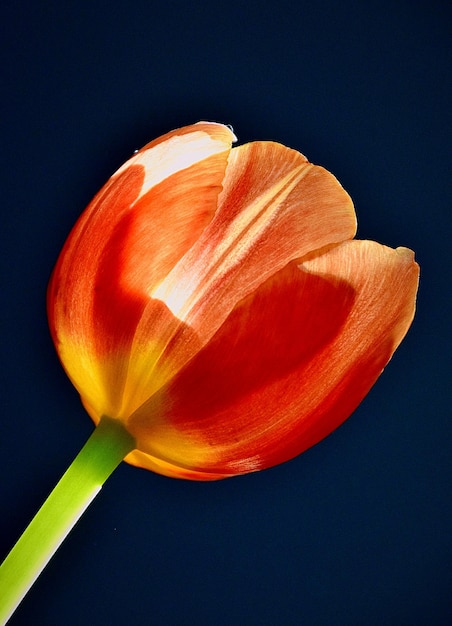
[[128, 240, 419, 479]]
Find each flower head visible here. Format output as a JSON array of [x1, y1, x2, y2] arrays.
[[47, 122, 419, 479]]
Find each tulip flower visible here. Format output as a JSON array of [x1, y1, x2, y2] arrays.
[[0, 122, 419, 621]]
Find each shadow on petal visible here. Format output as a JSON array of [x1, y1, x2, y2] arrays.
[[128, 260, 356, 470], [173, 261, 356, 412]]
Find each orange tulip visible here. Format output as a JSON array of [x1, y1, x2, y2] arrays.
[[47, 121, 419, 480]]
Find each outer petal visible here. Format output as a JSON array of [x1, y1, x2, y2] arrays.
[[153, 141, 356, 342], [122, 141, 357, 416], [126, 240, 419, 479], [47, 122, 235, 419]]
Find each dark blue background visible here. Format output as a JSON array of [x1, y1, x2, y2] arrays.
[[1, 1, 450, 624]]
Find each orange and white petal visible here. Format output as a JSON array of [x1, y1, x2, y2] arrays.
[[154, 141, 356, 334], [47, 122, 235, 419], [126, 141, 357, 410], [126, 240, 419, 479]]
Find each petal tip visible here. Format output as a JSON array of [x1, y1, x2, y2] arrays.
[[395, 246, 416, 262], [194, 120, 237, 143]]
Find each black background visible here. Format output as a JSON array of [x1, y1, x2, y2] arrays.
[[1, 1, 450, 624]]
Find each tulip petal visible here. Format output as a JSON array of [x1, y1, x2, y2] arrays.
[[153, 141, 356, 340], [123, 142, 357, 414], [47, 122, 235, 418], [127, 240, 419, 479]]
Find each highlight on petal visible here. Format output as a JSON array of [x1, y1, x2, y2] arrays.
[[152, 140, 357, 343], [126, 240, 419, 479]]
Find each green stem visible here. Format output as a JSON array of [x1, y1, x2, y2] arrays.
[[0, 416, 135, 625]]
